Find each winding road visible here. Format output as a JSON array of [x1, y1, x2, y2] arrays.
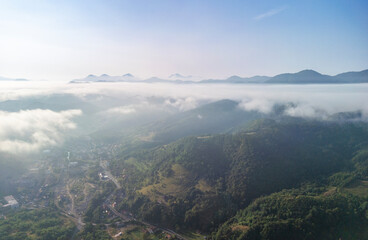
[[100, 160, 187, 239]]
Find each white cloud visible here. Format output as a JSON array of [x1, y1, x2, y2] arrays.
[[0, 109, 82, 153], [239, 98, 274, 114], [284, 104, 327, 119], [106, 106, 136, 114], [164, 97, 198, 111], [254, 6, 287, 21]]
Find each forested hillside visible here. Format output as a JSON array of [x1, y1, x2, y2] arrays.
[[0, 208, 75, 240], [214, 145, 368, 239], [214, 188, 368, 240], [111, 119, 368, 235]]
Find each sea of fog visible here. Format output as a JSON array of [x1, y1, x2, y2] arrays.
[[0, 81, 367, 116], [0, 81, 367, 154]]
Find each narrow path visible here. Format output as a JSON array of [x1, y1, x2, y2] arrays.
[[100, 160, 121, 189], [66, 181, 76, 217], [106, 200, 187, 239], [66, 181, 85, 231]]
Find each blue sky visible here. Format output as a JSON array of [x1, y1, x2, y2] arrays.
[[0, 0, 367, 80]]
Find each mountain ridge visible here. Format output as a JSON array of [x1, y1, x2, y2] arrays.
[[69, 69, 368, 84]]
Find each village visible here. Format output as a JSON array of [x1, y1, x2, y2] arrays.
[[0, 140, 187, 240]]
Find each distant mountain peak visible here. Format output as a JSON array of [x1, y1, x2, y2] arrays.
[[71, 69, 368, 84], [227, 75, 242, 80], [169, 73, 183, 78], [169, 73, 192, 79], [296, 69, 322, 76], [268, 69, 332, 83]]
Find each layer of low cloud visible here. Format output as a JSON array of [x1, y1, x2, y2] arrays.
[[0, 109, 82, 154], [0, 81, 367, 129]]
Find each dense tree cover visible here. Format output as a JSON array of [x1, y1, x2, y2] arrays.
[[0, 208, 75, 240], [114, 119, 368, 233], [214, 190, 368, 239], [77, 223, 111, 240]]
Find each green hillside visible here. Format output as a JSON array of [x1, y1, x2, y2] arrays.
[[112, 119, 368, 234], [0, 208, 75, 240], [214, 146, 368, 239], [214, 189, 368, 240]]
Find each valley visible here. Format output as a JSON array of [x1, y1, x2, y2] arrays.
[[1, 96, 367, 239]]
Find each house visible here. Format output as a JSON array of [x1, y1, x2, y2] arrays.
[[3, 195, 19, 209], [98, 172, 109, 180]]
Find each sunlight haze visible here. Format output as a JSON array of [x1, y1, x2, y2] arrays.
[[0, 0, 367, 81]]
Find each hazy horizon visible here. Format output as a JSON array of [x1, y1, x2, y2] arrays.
[[1, 67, 368, 83]]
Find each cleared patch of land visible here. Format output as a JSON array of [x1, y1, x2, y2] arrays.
[[231, 224, 250, 232], [343, 180, 368, 197], [139, 164, 213, 204]]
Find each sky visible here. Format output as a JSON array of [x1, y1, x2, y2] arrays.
[[0, 0, 367, 81]]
